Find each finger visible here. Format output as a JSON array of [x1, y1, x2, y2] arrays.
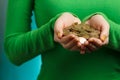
[[102, 37, 109, 45], [85, 47, 91, 53], [76, 42, 85, 54], [88, 38, 103, 47], [84, 41, 92, 53], [100, 24, 109, 42], [54, 19, 64, 39], [77, 41, 87, 54], [62, 37, 78, 49], [80, 49, 86, 54], [86, 43, 97, 52], [72, 38, 86, 52], [85, 20, 90, 25], [54, 33, 61, 42], [84, 40, 89, 46], [100, 34, 108, 42], [60, 34, 76, 44], [74, 17, 81, 24], [80, 44, 86, 54], [70, 45, 80, 51]]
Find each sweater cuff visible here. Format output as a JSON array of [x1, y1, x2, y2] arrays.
[[82, 12, 109, 22], [51, 12, 79, 30]]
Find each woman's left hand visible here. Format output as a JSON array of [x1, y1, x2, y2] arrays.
[[84, 14, 110, 53]]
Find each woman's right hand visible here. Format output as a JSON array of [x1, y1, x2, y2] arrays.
[[54, 12, 84, 52]]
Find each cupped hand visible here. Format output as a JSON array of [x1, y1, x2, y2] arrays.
[[84, 14, 110, 52], [54, 12, 82, 51]]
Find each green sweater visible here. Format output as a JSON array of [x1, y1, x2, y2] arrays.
[[5, 0, 120, 80]]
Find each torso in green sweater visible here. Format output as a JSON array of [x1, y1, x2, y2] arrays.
[[7, 0, 120, 80], [35, 1, 120, 80]]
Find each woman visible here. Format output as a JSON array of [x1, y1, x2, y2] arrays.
[[4, 0, 120, 80]]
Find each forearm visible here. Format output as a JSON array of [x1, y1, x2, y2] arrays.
[[4, 13, 61, 66]]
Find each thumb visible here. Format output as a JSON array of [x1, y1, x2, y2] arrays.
[[85, 20, 90, 25], [57, 30, 63, 39], [74, 17, 81, 24], [100, 25, 109, 42], [54, 19, 63, 39]]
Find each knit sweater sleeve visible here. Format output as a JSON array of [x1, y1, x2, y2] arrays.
[[83, 12, 120, 52], [4, 0, 61, 66]]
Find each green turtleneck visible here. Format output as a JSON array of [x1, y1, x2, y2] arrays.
[[5, 0, 120, 80]]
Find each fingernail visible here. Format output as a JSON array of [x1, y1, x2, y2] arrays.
[[57, 32, 61, 38], [101, 35, 107, 42]]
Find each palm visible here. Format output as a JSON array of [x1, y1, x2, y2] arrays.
[[54, 12, 81, 39], [54, 12, 83, 53]]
